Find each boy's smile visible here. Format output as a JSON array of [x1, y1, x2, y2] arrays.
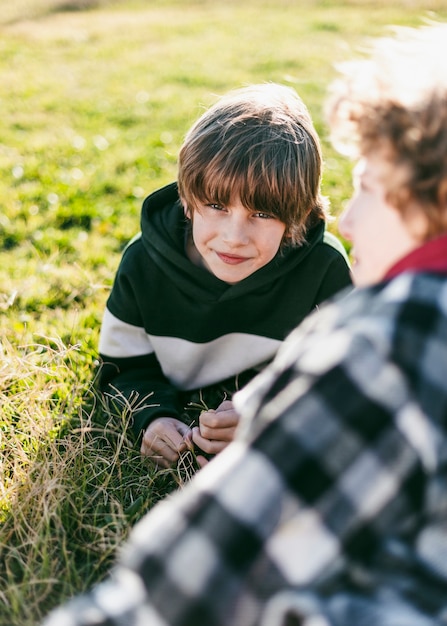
[[216, 251, 248, 265], [185, 196, 287, 284]]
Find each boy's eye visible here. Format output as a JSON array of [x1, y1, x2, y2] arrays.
[[253, 211, 275, 219], [207, 203, 225, 211]]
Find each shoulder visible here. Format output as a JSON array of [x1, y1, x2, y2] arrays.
[[113, 233, 153, 282], [321, 230, 350, 265], [299, 225, 351, 271], [141, 182, 179, 211], [378, 271, 447, 336], [304, 271, 446, 355], [119, 233, 144, 265], [282, 285, 393, 364], [300, 228, 352, 296]]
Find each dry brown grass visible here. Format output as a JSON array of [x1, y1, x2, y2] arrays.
[[0, 335, 180, 625]]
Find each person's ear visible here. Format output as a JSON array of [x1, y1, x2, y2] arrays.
[[400, 202, 430, 243], [281, 229, 294, 243], [181, 197, 191, 219], [386, 182, 430, 243]]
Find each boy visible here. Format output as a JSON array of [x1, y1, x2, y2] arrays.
[[44, 22, 447, 626], [98, 83, 351, 468]]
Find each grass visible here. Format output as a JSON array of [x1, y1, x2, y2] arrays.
[[1, 1, 447, 624]]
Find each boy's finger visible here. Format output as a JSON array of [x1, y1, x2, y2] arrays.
[[216, 400, 233, 412], [192, 430, 228, 454], [195, 455, 210, 468], [198, 424, 235, 441], [200, 409, 239, 429]]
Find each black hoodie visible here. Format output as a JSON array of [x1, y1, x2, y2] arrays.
[[99, 183, 352, 434]]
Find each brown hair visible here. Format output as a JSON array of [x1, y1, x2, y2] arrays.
[[327, 23, 447, 238], [178, 83, 329, 246]]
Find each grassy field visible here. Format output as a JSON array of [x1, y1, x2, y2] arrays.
[[1, 1, 447, 624]]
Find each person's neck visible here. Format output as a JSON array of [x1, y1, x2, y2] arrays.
[[384, 232, 447, 280]]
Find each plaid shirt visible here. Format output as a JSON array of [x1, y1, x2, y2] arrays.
[[43, 267, 447, 626]]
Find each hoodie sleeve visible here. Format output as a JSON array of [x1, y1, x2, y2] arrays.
[[98, 312, 183, 436], [98, 245, 183, 437]]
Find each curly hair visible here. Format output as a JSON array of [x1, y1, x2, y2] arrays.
[[327, 23, 447, 237]]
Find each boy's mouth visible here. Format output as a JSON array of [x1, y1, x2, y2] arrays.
[[216, 252, 248, 265]]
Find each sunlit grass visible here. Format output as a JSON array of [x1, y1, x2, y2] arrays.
[[2, 1, 447, 623], [0, 334, 178, 625]]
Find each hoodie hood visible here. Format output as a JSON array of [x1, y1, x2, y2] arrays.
[[140, 182, 326, 303]]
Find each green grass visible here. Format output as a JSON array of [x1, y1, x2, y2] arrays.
[[1, 1, 447, 624]]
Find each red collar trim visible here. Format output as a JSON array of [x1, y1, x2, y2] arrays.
[[384, 233, 447, 280]]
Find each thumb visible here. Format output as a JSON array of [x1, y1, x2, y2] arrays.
[[178, 421, 192, 438]]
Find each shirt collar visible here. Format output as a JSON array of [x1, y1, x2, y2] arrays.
[[384, 232, 447, 280]]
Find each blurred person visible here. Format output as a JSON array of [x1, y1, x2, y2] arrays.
[[98, 82, 351, 469]]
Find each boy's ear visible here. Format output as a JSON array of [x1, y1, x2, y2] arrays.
[[181, 197, 191, 219]]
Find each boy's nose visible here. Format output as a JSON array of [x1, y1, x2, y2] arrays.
[[222, 217, 250, 246]]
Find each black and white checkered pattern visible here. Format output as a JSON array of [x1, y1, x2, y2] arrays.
[[43, 270, 447, 626]]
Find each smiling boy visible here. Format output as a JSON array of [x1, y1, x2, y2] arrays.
[[98, 83, 352, 468], [184, 197, 287, 285]]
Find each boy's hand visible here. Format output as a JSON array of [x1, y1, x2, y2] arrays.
[[192, 400, 240, 466], [141, 417, 192, 468]]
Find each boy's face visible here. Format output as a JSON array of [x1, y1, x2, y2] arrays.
[[186, 196, 287, 284], [339, 155, 428, 287]]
